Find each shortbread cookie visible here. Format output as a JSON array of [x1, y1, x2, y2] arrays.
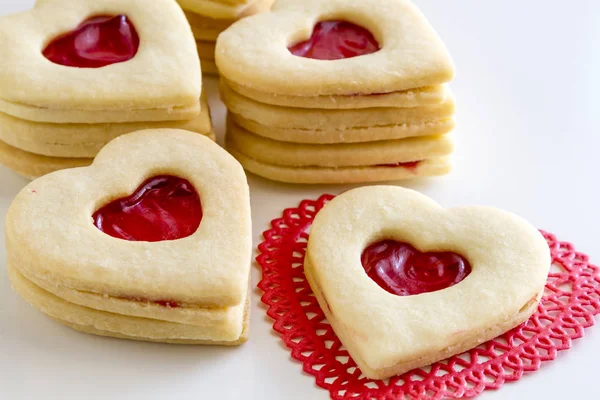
[[185, 11, 233, 41], [15, 262, 244, 327], [6, 129, 251, 310], [0, 139, 91, 180], [197, 41, 216, 60], [224, 79, 447, 109], [0, 0, 201, 123], [9, 265, 250, 344], [228, 149, 452, 184], [58, 318, 249, 345], [178, 0, 274, 20], [305, 186, 550, 379], [226, 120, 454, 167], [221, 84, 456, 129], [0, 130, 216, 180], [201, 59, 220, 75], [0, 95, 213, 158], [216, 0, 454, 96], [0, 99, 201, 125], [231, 114, 455, 144]]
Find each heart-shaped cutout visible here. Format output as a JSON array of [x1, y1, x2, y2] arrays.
[[6, 129, 251, 311], [43, 14, 140, 68], [93, 175, 202, 242], [306, 186, 550, 379], [0, 0, 200, 117], [288, 20, 379, 60], [361, 240, 471, 296], [216, 0, 454, 96]]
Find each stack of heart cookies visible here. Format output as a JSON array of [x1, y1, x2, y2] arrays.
[[0, 0, 213, 179], [177, 0, 274, 75], [7, 129, 252, 345], [216, 0, 456, 184]]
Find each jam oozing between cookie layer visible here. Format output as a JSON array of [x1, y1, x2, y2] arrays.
[[376, 161, 421, 171], [43, 15, 139, 68], [361, 240, 471, 296], [93, 175, 202, 242], [288, 20, 380, 60]]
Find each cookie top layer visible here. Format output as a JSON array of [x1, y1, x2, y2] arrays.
[[306, 186, 550, 371], [216, 0, 454, 96], [0, 0, 200, 111], [5, 129, 251, 307]]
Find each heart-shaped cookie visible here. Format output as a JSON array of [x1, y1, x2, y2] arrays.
[[305, 186, 550, 379], [216, 0, 454, 96], [0, 0, 201, 123], [6, 129, 252, 342], [178, 0, 274, 20]]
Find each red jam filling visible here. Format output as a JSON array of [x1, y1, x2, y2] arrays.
[[361, 240, 471, 296], [288, 20, 380, 60], [93, 175, 202, 242], [43, 15, 139, 68], [376, 161, 421, 171], [154, 300, 180, 308]]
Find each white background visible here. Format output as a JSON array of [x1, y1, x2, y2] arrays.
[[0, 0, 599, 399]]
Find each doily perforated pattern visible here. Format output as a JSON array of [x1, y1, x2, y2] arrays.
[[256, 194, 600, 399]]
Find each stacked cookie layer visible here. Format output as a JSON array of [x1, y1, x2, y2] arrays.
[[221, 82, 456, 184], [0, 94, 214, 180], [7, 130, 252, 345], [216, 0, 457, 184], [178, 0, 274, 75], [0, 0, 213, 179]]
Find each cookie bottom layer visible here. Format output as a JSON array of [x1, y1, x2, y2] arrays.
[[221, 83, 456, 130], [201, 59, 219, 75], [9, 264, 249, 345], [227, 148, 452, 184], [0, 95, 214, 158], [56, 319, 248, 345], [231, 113, 455, 144], [226, 120, 454, 167], [180, 0, 274, 20], [186, 11, 233, 41], [0, 131, 216, 180], [223, 79, 447, 109], [0, 139, 90, 180], [14, 260, 245, 328], [0, 97, 201, 125], [197, 40, 216, 60], [305, 264, 540, 379]]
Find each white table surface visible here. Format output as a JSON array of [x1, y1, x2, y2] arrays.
[[0, 0, 599, 399]]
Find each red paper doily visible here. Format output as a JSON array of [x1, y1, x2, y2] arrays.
[[256, 194, 600, 400]]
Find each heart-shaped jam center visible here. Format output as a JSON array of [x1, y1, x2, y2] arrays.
[[43, 15, 140, 68], [288, 20, 380, 60], [361, 240, 471, 296], [93, 175, 202, 242]]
